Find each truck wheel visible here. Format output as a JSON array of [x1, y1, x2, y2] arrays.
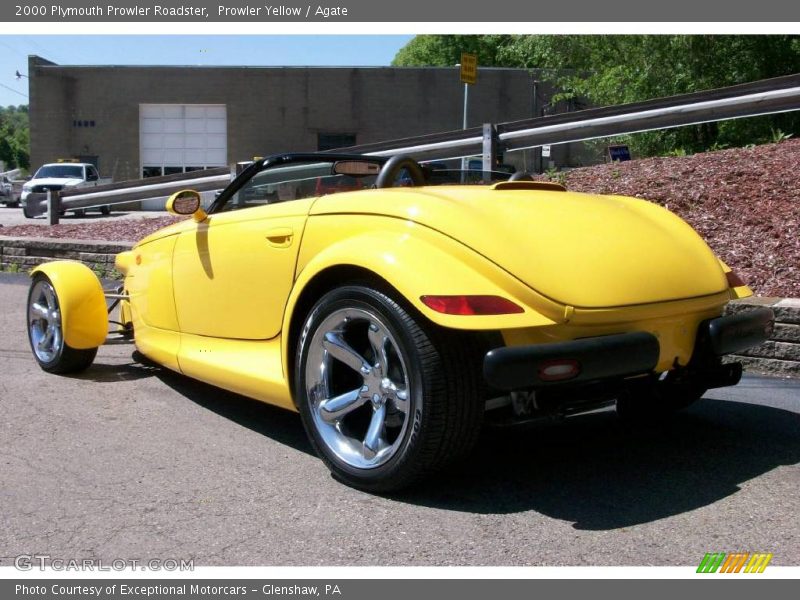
[[100, 205, 111, 215], [296, 284, 484, 492], [27, 274, 98, 374], [22, 204, 34, 218]]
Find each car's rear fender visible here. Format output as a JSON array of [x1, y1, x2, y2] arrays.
[[288, 215, 560, 331], [30, 261, 108, 349], [281, 215, 562, 380]]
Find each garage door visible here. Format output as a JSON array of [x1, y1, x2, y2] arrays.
[[140, 104, 227, 177]]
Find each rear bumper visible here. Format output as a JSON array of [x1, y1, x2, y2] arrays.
[[483, 307, 774, 392]]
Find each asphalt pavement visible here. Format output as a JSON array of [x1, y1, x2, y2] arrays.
[[1, 273, 798, 566]]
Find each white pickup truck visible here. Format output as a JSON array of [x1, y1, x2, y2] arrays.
[[20, 162, 112, 218]]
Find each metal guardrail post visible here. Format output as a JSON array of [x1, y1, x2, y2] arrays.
[[482, 124, 498, 183], [47, 190, 60, 225]]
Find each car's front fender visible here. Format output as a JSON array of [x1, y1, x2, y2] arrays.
[[30, 261, 108, 349]]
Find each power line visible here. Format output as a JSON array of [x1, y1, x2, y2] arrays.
[[0, 82, 28, 99]]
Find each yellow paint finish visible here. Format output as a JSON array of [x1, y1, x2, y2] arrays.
[[124, 234, 179, 331], [171, 199, 313, 340], [292, 214, 561, 331], [310, 187, 729, 308], [717, 258, 754, 300], [177, 333, 295, 411], [114, 250, 134, 276], [132, 324, 181, 373], [112, 182, 747, 400], [30, 261, 107, 349]]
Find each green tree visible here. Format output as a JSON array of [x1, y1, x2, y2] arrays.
[[393, 35, 800, 156], [392, 35, 512, 67], [0, 105, 30, 171]]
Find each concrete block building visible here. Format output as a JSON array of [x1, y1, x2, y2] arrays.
[[28, 55, 555, 182]]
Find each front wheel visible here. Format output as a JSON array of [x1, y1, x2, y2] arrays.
[[295, 284, 484, 492], [27, 274, 97, 374]]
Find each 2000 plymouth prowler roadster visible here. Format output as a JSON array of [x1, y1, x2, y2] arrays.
[[26, 153, 774, 491]]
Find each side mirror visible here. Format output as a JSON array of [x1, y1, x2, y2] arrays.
[[166, 189, 207, 222]]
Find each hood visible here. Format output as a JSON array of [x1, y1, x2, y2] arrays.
[[25, 177, 84, 188], [310, 184, 728, 308]]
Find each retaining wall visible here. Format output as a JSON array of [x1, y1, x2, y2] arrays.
[[0, 236, 132, 279], [726, 297, 800, 377], [1, 235, 798, 377]]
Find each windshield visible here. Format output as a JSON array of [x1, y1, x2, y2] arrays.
[[219, 161, 378, 213], [34, 165, 84, 179], [211, 153, 516, 215]]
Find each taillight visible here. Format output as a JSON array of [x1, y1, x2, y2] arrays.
[[420, 295, 524, 315], [538, 359, 581, 382], [726, 270, 746, 288]]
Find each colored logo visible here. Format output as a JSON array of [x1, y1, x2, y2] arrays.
[[697, 552, 773, 573]]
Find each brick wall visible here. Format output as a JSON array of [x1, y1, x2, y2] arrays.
[[726, 298, 800, 377], [0, 236, 132, 279]]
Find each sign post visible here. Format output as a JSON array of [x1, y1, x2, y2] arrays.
[[459, 52, 477, 174]]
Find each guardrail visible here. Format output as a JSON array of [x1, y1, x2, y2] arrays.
[[340, 73, 800, 161], [25, 72, 800, 224], [25, 166, 232, 223]]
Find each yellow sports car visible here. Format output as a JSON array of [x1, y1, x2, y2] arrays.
[[26, 153, 774, 491]]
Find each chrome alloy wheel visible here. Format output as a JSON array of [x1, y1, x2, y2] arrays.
[[28, 278, 64, 364], [304, 307, 414, 469]]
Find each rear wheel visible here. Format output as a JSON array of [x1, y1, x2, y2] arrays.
[[296, 284, 484, 492], [27, 274, 98, 374], [100, 205, 111, 215]]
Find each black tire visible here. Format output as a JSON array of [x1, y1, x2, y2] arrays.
[[27, 273, 98, 374], [295, 284, 484, 492], [73, 208, 86, 217], [22, 203, 34, 218], [616, 376, 706, 421], [100, 205, 111, 215]]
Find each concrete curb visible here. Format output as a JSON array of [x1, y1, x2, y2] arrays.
[[1, 235, 798, 378]]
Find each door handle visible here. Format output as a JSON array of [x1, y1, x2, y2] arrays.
[[266, 227, 294, 247]]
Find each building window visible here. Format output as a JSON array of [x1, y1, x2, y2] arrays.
[[142, 166, 163, 178], [318, 133, 356, 151], [142, 165, 211, 178]]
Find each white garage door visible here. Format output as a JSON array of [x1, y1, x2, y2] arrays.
[[140, 104, 227, 177]]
